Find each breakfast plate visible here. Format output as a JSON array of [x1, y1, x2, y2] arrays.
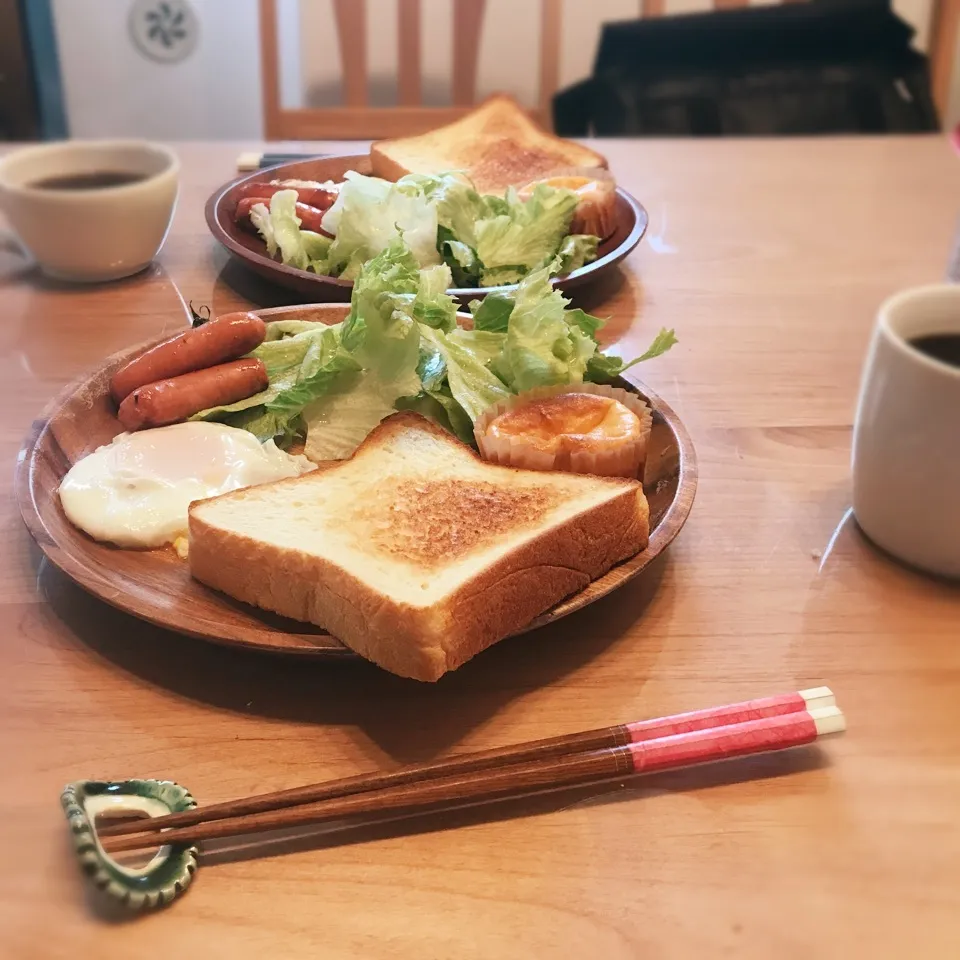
[[205, 154, 649, 303], [16, 303, 696, 659]]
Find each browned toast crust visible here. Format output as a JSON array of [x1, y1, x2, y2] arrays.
[[189, 412, 648, 680], [370, 95, 608, 195]]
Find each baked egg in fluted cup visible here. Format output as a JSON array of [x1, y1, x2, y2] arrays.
[[474, 383, 652, 480]]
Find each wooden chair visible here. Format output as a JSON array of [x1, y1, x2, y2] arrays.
[[260, 0, 960, 140], [929, 0, 960, 120], [258, 0, 562, 140]]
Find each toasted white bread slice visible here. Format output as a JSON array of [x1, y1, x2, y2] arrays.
[[369, 95, 608, 195], [188, 412, 648, 681]]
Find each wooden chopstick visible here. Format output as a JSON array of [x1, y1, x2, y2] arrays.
[[236, 152, 327, 172], [98, 688, 834, 841], [101, 702, 844, 854]]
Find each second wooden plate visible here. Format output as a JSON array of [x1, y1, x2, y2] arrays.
[[205, 154, 649, 302]]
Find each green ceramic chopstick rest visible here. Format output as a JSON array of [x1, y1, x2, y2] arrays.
[[61, 779, 198, 911]]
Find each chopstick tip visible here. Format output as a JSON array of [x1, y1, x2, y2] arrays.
[[809, 704, 846, 737]]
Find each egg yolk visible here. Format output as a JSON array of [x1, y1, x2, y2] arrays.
[[486, 393, 640, 454]]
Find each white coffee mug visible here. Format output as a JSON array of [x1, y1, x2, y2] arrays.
[[852, 284, 960, 579], [0, 140, 179, 282]]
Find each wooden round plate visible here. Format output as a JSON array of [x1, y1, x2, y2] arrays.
[[205, 154, 649, 303], [16, 304, 696, 658]]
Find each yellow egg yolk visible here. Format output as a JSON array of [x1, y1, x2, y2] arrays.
[[486, 393, 640, 454]]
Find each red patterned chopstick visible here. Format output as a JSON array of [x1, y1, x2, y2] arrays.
[[623, 686, 834, 741], [99, 687, 834, 840], [103, 700, 845, 853]]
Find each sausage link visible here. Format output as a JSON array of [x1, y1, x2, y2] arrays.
[[235, 196, 332, 236], [235, 179, 338, 211], [235, 196, 271, 233], [109, 312, 266, 405], [117, 359, 268, 432]]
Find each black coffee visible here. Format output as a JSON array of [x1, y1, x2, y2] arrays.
[[29, 171, 147, 190], [909, 333, 960, 369]]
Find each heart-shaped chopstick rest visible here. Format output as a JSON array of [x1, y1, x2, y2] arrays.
[[61, 779, 199, 911]]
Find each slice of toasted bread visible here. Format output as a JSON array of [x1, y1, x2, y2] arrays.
[[370, 95, 608, 195], [188, 412, 648, 681]]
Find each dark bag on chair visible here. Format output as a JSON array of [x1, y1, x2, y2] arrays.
[[553, 0, 939, 137]]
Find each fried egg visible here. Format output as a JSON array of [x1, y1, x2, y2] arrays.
[[58, 421, 316, 548]]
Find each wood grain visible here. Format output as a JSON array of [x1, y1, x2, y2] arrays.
[[16, 303, 694, 658], [105, 747, 638, 852], [397, 0, 422, 107], [332, 0, 368, 108], [930, 0, 960, 120], [101, 709, 834, 854], [453, 0, 488, 107], [257, 0, 283, 141], [98, 690, 823, 841], [204, 154, 649, 303], [258, 0, 562, 139], [538, 0, 563, 122], [3, 138, 960, 958]]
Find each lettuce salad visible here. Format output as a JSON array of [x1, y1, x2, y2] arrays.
[[251, 171, 600, 288], [192, 240, 676, 461]]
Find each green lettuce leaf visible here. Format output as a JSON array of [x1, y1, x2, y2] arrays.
[[267, 190, 311, 271], [323, 171, 440, 273], [249, 201, 276, 257], [469, 293, 514, 332], [219, 405, 304, 445], [426, 385, 474, 442], [250, 193, 334, 274], [341, 239, 419, 348], [262, 319, 329, 341], [557, 234, 599, 274], [492, 260, 596, 391], [266, 341, 362, 418], [301, 230, 332, 268], [302, 365, 421, 461], [395, 385, 474, 444], [447, 328, 506, 368], [416, 337, 447, 392], [345, 253, 421, 382], [479, 265, 528, 288], [564, 308, 605, 338], [420, 326, 511, 422], [190, 323, 338, 424], [399, 172, 487, 248], [585, 328, 679, 383], [482, 195, 510, 217], [294, 245, 427, 458], [475, 184, 578, 279], [439, 229, 480, 287], [411, 264, 457, 331]]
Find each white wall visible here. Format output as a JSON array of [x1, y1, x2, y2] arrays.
[[52, 0, 958, 139], [52, 0, 264, 139]]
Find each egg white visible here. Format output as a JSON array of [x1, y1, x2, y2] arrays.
[[58, 421, 316, 548]]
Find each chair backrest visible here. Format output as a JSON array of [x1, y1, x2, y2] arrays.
[[260, 0, 959, 140], [930, 0, 960, 119], [259, 0, 562, 140]]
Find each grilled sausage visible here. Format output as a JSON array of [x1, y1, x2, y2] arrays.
[[234, 196, 332, 236], [109, 312, 266, 405], [116, 358, 268, 431], [234, 179, 339, 210]]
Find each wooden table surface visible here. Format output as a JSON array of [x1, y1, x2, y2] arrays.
[[2, 138, 959, 959]]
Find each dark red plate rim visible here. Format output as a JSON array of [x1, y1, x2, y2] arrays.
[[205, 153, 649, 302]]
